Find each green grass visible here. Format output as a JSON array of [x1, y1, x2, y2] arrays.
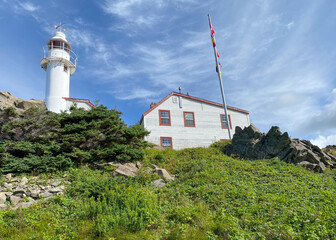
[[0, 147, 336, 239]]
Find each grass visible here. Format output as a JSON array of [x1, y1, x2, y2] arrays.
[[0, 147, 336, 239]]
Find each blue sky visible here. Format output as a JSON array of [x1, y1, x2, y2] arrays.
[[0, 0, 335, 147]]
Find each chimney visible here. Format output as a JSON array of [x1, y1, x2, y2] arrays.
[[150, 102, 157, 108]]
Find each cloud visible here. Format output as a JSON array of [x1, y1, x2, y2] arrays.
[[311, 134, 336, 148], [101, 0, 163, 28], [65, 28, 114, 64], [114, 88, 160, 100], [298, 89, 336, 135], [18, 1, 39, 12], [287, 21, 294, 30]]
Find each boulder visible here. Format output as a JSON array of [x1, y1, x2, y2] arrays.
[[10, 195, 21, 205], [17, 99, 46, 110], [29, 190, 41, 199], [49, 185, 65, 193], [113, 163, 138, 178], [0, 92, 46, 112], [0, 92, 23, 111], [224, 125, 336, 172], [136, 161, 142, 169], [3, 183, 13, 190], [50, 180, 61, 187], [13, 188, 26, 197], [21, 177, 29, 185], [0, 204, 8, 210], [4, 173, 12, 181], [0, 193, 7, 204], [152, 179, 166, 187], [41, 191, 54, 199], [155, 168, 175, 181], [14, 201, 33, 210]]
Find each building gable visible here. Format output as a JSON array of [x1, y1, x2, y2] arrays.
[[140, 92, 249, 124]]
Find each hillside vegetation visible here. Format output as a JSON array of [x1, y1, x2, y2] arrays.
[[0, 146, 336, 239], [0, 107, 335, 239], [0, 106, 148, 174]]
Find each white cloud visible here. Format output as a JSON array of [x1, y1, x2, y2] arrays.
[[311, 135, 336, 148], [101, 0, 163, 28], [114, 88, 160, 100], [18, 1, 39, 12], [298, 89, 336, 135], [287, 21, 294, 30]]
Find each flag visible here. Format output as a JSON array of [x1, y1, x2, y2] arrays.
[[218, 61, 222, 68], [209, 22, 216, 47], [216, 50, 220, 58], [209, 22, 216, 36], [211, 36, 216, 47]]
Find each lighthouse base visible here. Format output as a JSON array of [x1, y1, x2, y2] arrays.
[[46, 97, 67, 113]]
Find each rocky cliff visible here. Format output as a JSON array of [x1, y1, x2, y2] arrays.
[[0, 92, 46, 113], [224, 124, 336, 172]]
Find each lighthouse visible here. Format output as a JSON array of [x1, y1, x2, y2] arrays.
[[41, 26, 77, 113]]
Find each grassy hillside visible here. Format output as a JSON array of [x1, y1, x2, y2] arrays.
[[1, 146, 336, 239]]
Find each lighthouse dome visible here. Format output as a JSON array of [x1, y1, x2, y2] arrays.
[[47, 31, 72, 51]]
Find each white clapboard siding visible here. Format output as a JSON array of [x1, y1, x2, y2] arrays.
[[141, 92, 250, 149]]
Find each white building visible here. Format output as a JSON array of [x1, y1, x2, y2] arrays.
[[140, 92, 250, 149], [41, 28, 93, 113]]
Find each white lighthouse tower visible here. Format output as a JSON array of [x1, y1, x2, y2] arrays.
[[41, 25, 77, 113]]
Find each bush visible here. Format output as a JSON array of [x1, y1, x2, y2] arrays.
[[0, 106, 149, 173]]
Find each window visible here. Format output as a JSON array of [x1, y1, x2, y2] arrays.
[[184, 112, 195, 127], [159, 110, 171, 126], [64, 66, 68, 73], [220, 114, 232, 129], [160, 137, 172, 148]]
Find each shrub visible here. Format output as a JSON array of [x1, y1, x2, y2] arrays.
[[0, 106, 149, 173]]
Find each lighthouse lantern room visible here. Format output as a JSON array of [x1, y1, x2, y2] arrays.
[[41, 25, 77, 113]]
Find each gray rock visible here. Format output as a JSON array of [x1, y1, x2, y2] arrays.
[[21, 177, 28, 185], [0, 204, 8, 210], [50, 181, 61, 187], [152, 179, 166, 187], [10, 195, 21, 205], [0, 193, 7, 204], [113, 163, 138, 178], [155, 168, 175, 181], [17, 99, 46, 111], [41, 191, 54, 199], [28, 190, 41, 199], [14, 201, 33, 210], [224, 125, 336, 172], [49, 185, 65, 193], [13, 188, 26, 197], [10, 177, 19, 183], [136, 161, 142, 169], [3, 183, 13, 190], [4, 192, 13, 198], [4, 173, 12, 181]]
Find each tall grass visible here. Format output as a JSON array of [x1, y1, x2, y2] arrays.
[[0, 147, 336, 239]]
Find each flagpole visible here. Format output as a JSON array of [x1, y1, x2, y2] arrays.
[[208, 14, 232, 140]]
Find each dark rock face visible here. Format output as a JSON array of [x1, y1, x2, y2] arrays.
[[224, 124, 336, 172]]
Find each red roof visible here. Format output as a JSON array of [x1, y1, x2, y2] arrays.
[[140, 92, 249, 123], [63, 97, 95, 108]]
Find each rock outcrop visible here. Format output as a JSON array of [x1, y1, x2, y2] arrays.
[[0, 174, 69, 210], [224, 124, 336, 172], [94, 161, 175, 183], [0, 92, 46, 113]]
